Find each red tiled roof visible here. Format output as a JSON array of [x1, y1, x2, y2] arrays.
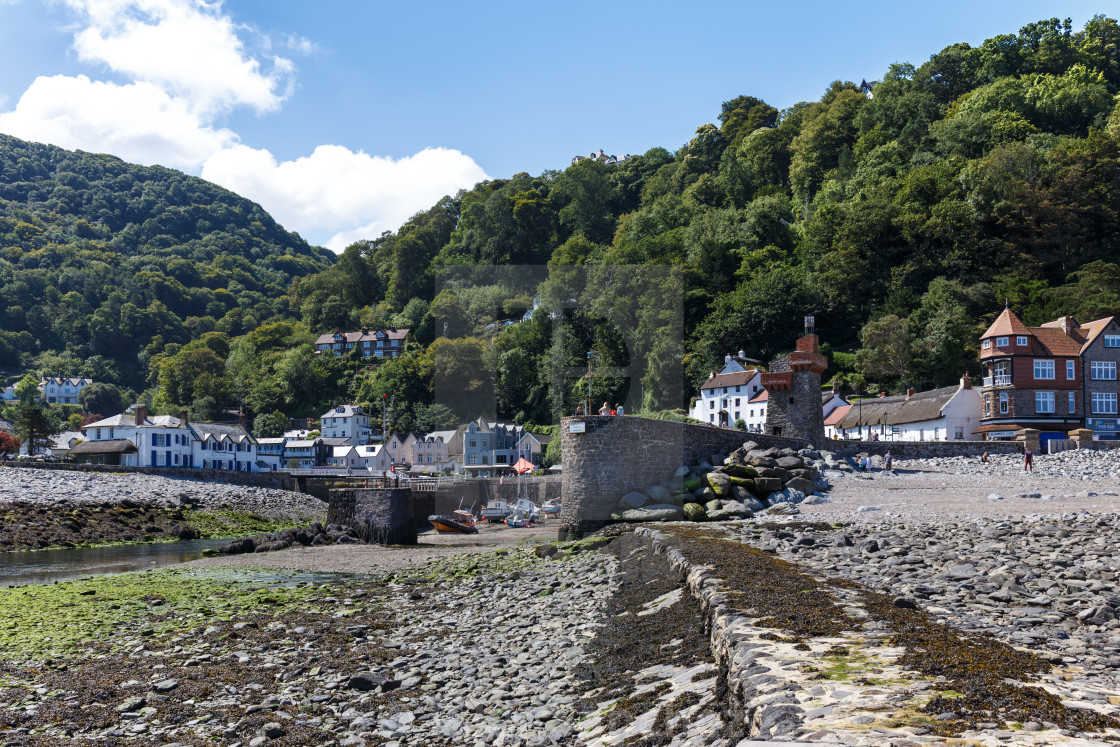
[[824, 404, 850, 426], [1031, 328, 1083, 357], [699, 369, 758, 390], [748, 390, 768, 403], [981, 309, 1031, 339]]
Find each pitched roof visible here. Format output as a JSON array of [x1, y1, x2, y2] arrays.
[[82, 413, 181, 429], [70, 438, 137, 455], [191, 422, 253, 443], [331, 445, 356, 457], [699, 369, 758, 390], [422, 430, 458, 443], [748, 390, 768, 403], [314, 328, 410, 345], [320, 404, 366, 419], [355, 445, 384, 457], [0, 418, 12, 432], [824, 404, 851, 426], [981, 308, 1031, 339], [835, 386, 964, 428], [1031, 328, 1083, 357], [1077, 316, 1117, 353]]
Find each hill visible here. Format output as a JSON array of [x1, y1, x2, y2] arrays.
[[285, 15, 1120, 428], [0, 134, 335, 389]]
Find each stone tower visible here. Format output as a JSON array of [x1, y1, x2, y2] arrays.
[[761, 333, 827, 446]]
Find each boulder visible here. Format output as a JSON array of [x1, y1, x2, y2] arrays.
[[767, 488, 807, 505], [749, 456, 778, 468], [619, 491, 648, 509], [705, 472, 731, 496], [775, 456, 804, 470], [728, 476, 756, 492], [764, 502, 800, 516], [713, 499, 752, 519], [683, 503, 707, 522], [673, 466, 691, 478], [645, 485, 672, 503], [705, 499, 723, 512], [682, 477, 702, 492], [784, 477, 817, 496], [220, 537, 255, 555], [693, 486, 715, 501], [801, 494, 829, 505], [754, 477, 783, 494], [174, 524, 199, 541], [724, 463, 758, 479], [620, 504, 685, 522], [790, 466, 818, 480]]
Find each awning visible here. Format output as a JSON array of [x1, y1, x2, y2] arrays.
[[512, 457, 535, 474]]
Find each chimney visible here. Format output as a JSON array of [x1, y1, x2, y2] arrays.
[[179, 408, 189, 428], [906, 387, 915, 399], [961, 372, 972, 390], [361, 327, 369, 336], [134, 403, 148, 425]]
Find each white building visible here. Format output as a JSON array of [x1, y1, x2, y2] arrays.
[[256, 438, 285, 471], [689, 352, 764, 424], [40, 376, 94, 405], [283, 440, 318, 468], [319, 404, 372, 446], [410, 429, 463, 473], [77, 405, 258, 470], [48, 430, 83, 457], [355, 444, 393, 472], [831, 376, 983, 441]]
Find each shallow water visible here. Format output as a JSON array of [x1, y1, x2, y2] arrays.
[[0, 538, 231, 586]]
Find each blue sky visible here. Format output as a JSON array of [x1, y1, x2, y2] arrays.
[[0, 1, 1111, 250]]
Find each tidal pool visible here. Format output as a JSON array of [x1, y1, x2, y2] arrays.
[[0, 538, 230, 586]]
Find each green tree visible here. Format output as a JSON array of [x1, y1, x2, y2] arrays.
[[856, 315, 917, 388], [252, 410, 289, 438], [78, 382, 125, 417], [12, 374, 58, 454]]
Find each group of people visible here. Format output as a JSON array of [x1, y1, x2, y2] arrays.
[[856, 450, 893, 473], [573, 402, 625, 417]]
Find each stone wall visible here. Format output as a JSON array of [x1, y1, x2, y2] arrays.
[[327, 488, 417, 545], [764, 370, 825, 443], [830, 439, 1022, 459], [0, 460, 294, 490], [558, 416, 810, 538]]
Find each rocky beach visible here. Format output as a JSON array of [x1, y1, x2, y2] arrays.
[[3, 450, 1120, 745]]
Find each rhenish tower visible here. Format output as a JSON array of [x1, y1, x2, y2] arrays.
[[761, 316, 828, 446]]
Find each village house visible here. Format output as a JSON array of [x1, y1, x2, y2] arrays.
[[689, 351, 764, 424], [39, 376, 94, 405], [383, 431, 417, 467], [319, 404, 372, 445], [74, 405, 259, 470], [354, 444, 392, 472], [570, 149, 631, 166], [48, 430, 83, 457], [516, 431, 551, 466], [255, 438, 285, 471], [831, 376, 982, 441], [409, 429, 463, 473], [314, 328, 409, 359], [977, 308, 1120, 445]]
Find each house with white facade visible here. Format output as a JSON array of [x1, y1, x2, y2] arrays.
[[689, 352, 764, 424], [355, 444, 392, 472], [282, 439, 318, 468], [77, 405, 259, 469], [40, 377, 93, 405], [319, 404, 372, 445], [824, 404, 852, 440], [832, 376, 982, 441], [314, 328, 409, 359], [49, 431, 83, 457], [256, 438, 285, 471]]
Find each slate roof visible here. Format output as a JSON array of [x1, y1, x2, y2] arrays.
[[314, 328, 410, 345], [1031, 328, 1083, 357], [191, 422, 253, 443], [320, 404, 367, 419]]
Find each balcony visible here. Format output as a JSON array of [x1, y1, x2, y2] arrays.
[[982, 375, 1012, 387]]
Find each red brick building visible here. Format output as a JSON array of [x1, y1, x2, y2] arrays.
[[978, 308, 1120, 444]]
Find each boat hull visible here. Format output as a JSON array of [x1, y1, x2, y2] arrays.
[[429, 515, 479, 534]]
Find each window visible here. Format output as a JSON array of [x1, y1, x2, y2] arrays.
[[1035, 392, 1055, 414], [709, 414, 715, 423], [734, 386, 740, 392], [1069, 392, 1076, 414], [1093, 392, 1118, 414], [1067, 360, 1076, 380], [982, 340, 991, 350], [996, 336, 1009, 347], [1016, 336, 1028, 346], [722, 387, 727, 394], [734, 398, 740, 407], [985, 398, 991, 416], [999, 391, 1009, 414], [1091, 361, 1117, 380], [955, 426, 963, 440], [1106, 335, 1120, 348], [1033, 360, 1055, 379], [709, 401, 714, 410]]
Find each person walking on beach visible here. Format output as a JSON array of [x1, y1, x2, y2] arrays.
[[1024, 447, 1033, 473], [884, 450, 893, 472], [981, 450, 989, 464]]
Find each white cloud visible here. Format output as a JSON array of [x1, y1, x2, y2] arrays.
[[0, 74, 236, 168], [0, 0, 489, 251], [64, 0, 292, 116], [201, 144, 488, 250]]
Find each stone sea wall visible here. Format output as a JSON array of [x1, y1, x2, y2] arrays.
[[327, 488, 417, 545], [831, 439, 1022, 459], [0, 460, 294, 490]]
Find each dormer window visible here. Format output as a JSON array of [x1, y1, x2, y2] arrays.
[[1016, 336, 1028, 347], [996, 336, 1009, 347], [982, 340, 991, 349], [335, 406, 344, 414]]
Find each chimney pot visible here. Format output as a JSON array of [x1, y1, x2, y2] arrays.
[[906, 387, 915, 399], [961, 372, 972, 390], [179, 408, 189, 427]]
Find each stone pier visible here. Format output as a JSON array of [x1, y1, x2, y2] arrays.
[[327, 488, 418, 545]]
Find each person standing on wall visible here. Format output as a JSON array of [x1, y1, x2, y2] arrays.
[[616, 403, 625, 416], [598, 402, 611, 415]]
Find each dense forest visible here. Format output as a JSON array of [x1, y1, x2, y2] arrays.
[[4, 16, 1120, 440], [0, 135, 335, 395]]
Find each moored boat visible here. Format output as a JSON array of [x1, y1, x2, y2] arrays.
[[480, 498, 511, 522], [429, 514, 479, 534], [540, 500, 560, 515]]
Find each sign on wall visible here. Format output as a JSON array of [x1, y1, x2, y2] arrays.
[[568, 422, 586, 434]]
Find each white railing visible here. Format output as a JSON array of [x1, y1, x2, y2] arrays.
[[982, 375, 1011, 387]]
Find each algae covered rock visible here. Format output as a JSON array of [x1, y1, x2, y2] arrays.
[[705, 499, 723, 513], [683, 503, 707, 522], [682, 477, 702, 492], [620, 504, 685, 522], [705, 472, 730, 496], [724, 463, 758, 479], [766, 488, 807, 505]]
